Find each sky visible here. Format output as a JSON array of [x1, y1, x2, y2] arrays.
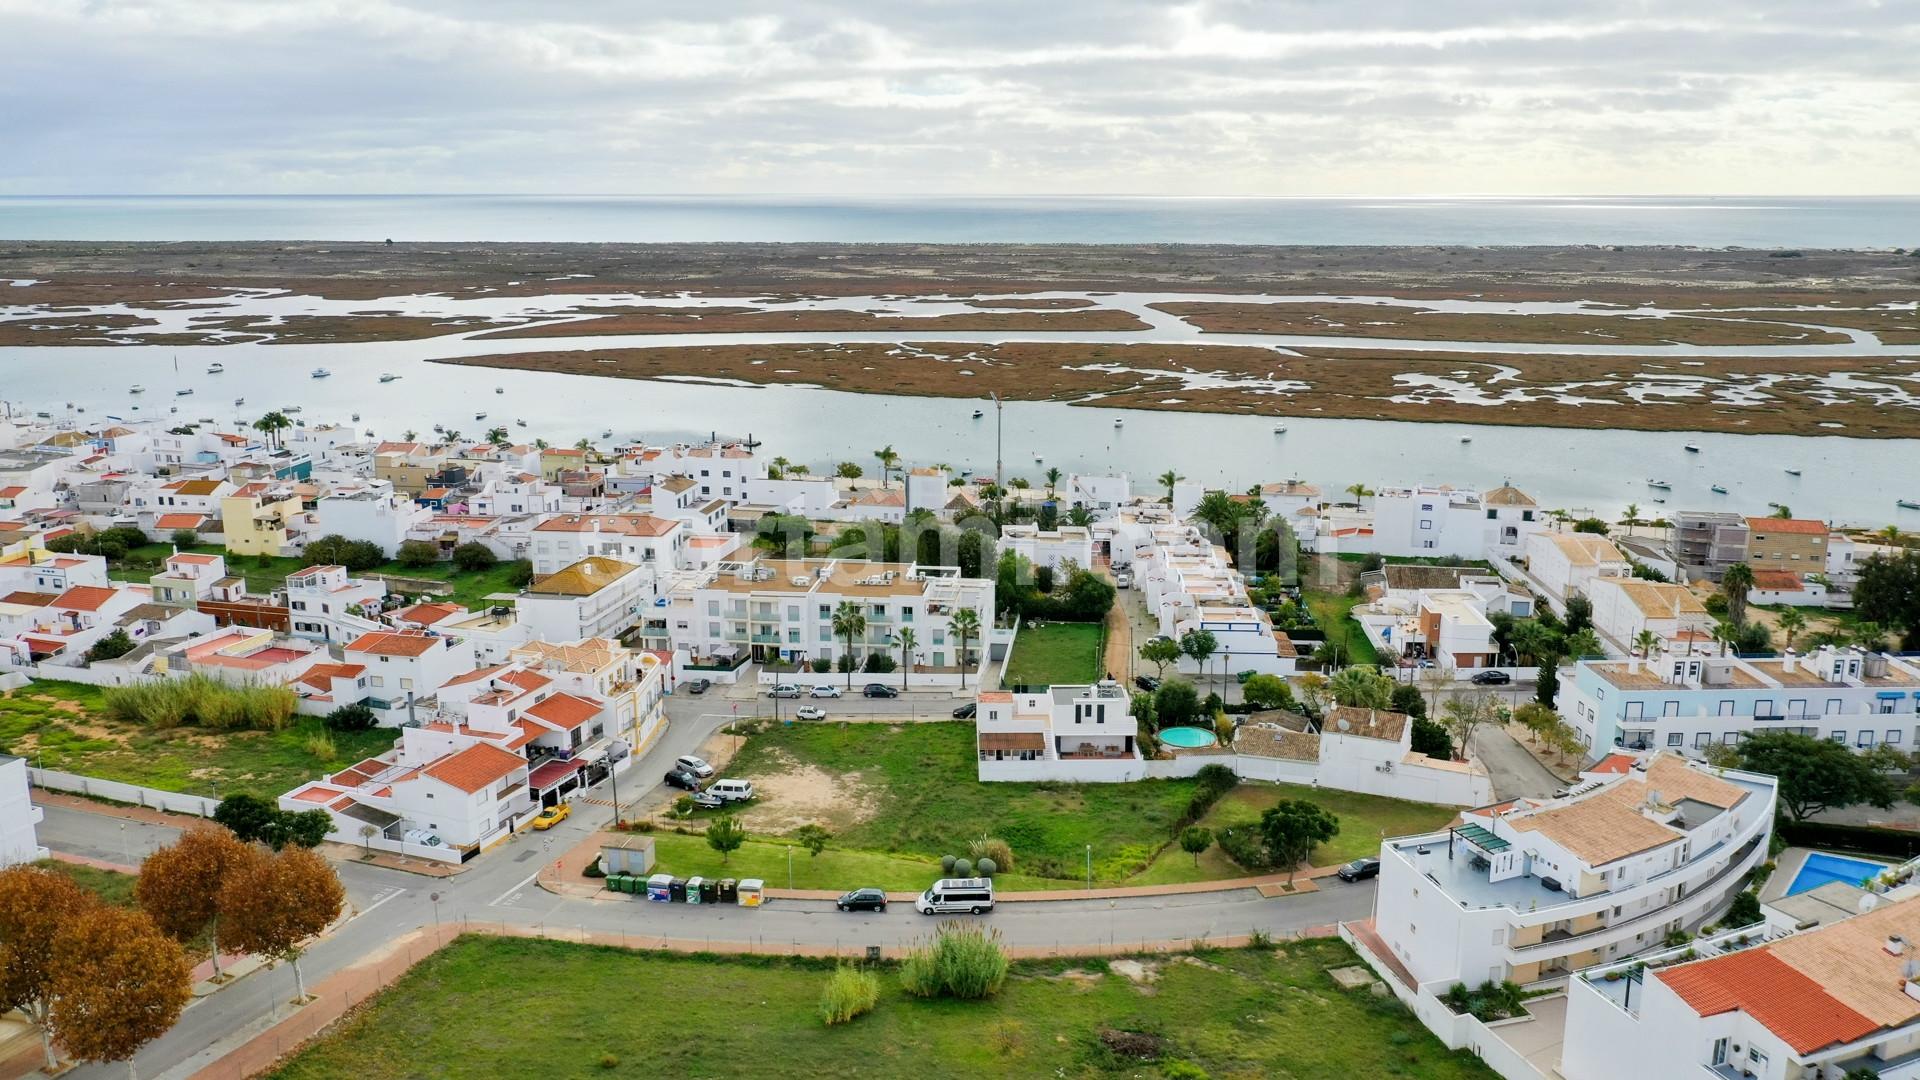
[[3, 0, 1916, 196]]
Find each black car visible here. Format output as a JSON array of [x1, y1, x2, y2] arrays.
[[685, 678, 712, 695], [863, 683, 899, 698], [1335, 858, 1381, 882], [1134, 675, 1161, 692], [951, 702, 977, 719], [836, 887, 889, 913], [1470, 670, 1513, 686], [664, 768, 702, 791]]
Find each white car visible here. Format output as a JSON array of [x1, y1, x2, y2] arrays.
[[675, 755, 715, 778], [796, 705, 828, 721], [809, 685, 842, 698]]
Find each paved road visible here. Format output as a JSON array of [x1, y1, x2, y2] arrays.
[[1470, 721, 1567, 800], [38, 692, 1373, 1080]]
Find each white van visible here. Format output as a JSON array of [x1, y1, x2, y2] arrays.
[[709, 778, 755, 803], [915, 877, 995, 915]]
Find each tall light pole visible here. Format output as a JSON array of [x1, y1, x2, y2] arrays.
[[1085, 844, 1092, 891], [992, 392, 1003, 492]]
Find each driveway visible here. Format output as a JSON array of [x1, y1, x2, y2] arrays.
[[1470, 722, 1567, 800]]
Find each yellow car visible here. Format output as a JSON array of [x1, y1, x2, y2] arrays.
[[531, 803, 571, 830]]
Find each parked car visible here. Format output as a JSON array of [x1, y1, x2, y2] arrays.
[[675, 755, 715, 778], [796, 705, 828, 721], [951, 702, 977, 719], [1114, 570, 1133, 588], [531, 802, 571, 830], [810, 684, 842, 698], [769, 683, 802, 698], [1470, 670, 1513, 685], [862, 683, 898, 698], [664, 768, 703, 791], [685, 678, 712, 695], [709, 778, 755, 802], [690, 791, 724, 810], [403, 828, 444, 848], [1336, 857, 1381, 882], [1134, 675, 1160, 692], [836, 887, 889, 913]]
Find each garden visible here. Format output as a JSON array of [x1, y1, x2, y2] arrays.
[[0, 679, 394, 798], [267, 934, 1497, 1080], [642, 721, 1455, 890], [107, 539, 530, 611], [1002, 622, 1105, 688]]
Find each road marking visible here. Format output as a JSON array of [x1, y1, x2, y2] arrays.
[[488, 869, 544, 908], [352, 887, 405, 921]]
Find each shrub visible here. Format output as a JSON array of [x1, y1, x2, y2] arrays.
[[170, 528, 199, 547], [863, 653, 897, 674], [583, 855, 606, 879], [303, 731, 336, 759], [897, 922, 1009, 1000], [975, 857, 997, 877], [104, 675, 297, 731], [1727, 890, 1762, 927], [968, 836, 1015, 873], [941, 855, 957, 875], [1216, 826, 1272, 871], [396, 540, 441, 568], [84, 629, 137, 663], [953, 858, 974, 878], [450, 542, 497, 572], [810, 657, 830, 673], [505, 560, 535, 588], [819, 965, 880, 1026], [324, 703, 378, 732], [598, 1054, 619, 1070]]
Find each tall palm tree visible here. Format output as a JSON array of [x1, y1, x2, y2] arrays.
[[947, 607, 981, 689], [486, 426, 509, 446], [1623, 503, 1641, 529], [574, 437, 592, 452], [442, 429, 462, 444], [894, 627, 918, 690], [1345, 483, 1374, 504], [874, 445, 899, 488], [1777, 607, 1807, 651], [769, 455, 790, 480], [831, 601, 867, 689], [1633, 629, 1661, 659], [252, 411, 292, 449], [533, 437, 549, 450], [1710, 621, 1738, 657], [402, 429, 418, 442], [1158, 470, 1181, 504], [1044, 467, 1062, 496], [1566, 628, 1603, 659], [1509, 620, 1555, 665], [1720, 562, 1755, 627]]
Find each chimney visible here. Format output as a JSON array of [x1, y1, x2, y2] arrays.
[[1888, 934, 1908, 956], [1782, 649, 1796, 674]]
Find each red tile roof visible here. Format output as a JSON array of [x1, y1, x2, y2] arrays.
[[1588, 752, 1639, 776], [527, 758, 587, 790], [52, 585, 120, 612], [295, 662, 366, 691], [167, 551, 221, 565], [1751, 569, 1807, 591], [421, 743, 526, 794], [155, 513, 210, 530], [525, 692, 601, 731], [346, 630, 441, 657], [439, 664, 508, 688], [1747, 516, 1829, 535], [395, 601, 464, 626], [1658, 949, 1877, 1055]]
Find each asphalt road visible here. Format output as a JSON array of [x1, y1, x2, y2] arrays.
[[37, 693, 1375, 1080]]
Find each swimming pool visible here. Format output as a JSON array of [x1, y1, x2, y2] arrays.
[[1158, 726, 1218, 749], [1787, 852, 1891, 896]]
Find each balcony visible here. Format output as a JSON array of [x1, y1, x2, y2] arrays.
[[1508, 835, 1765, 954]]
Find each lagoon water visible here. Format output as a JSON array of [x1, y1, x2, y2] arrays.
[[3, 194, 1919, 247]]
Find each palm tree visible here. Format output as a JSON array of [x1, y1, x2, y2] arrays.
[[1633, 629, 1661, 659], [1566, 628, 1603, 659], [1777, 607, 1808, 651], [1720, 562, 1755, 627], [402, 429, 419, 442], [1067, 504, 1094, 528], [831, 602, 867, 689], [252, 411, 292, 449], [1622, 503, 1642, 529], [533, 437, 549, 450], [1345, 483, 1374, 504], [894, 627, 917, 690], [769, 455, 790, 480], [1158, 470, 1181, 504], [486, 426, 509, 446], [947, 607, 981, 689], [1855, 621, 1888, 651], [1509, 620, 1555, 666], [874, 445, 900, 488], [574, 437, 592, 452], [1771, 505, 1792, 519], [1710, 621, 1738, 657], [442, 429, 462, 444], [1044, 467, 1062, 496]]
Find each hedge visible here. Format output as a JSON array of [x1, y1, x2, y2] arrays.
[[1777, 819, 1920, 860]]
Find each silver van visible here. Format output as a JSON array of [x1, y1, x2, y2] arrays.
[[708, 778, 755, 802], [915, 877, 995, 915]]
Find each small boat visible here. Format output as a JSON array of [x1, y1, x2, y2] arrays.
[[129, 385, 145, 394], [602, 429, 612, 438], [1784, 468, 1801, 476], [1114, 418, 1123, 427], [1273, 424, 1287, 434], [1768, 501, 1785, 509], [168, 406, 178, 414], [206, 362, 224, 374], [474, 411, 487, 420], [495, 386, 504, 394], [364, 429, 376, 437], [1034, 454, 1044, 462], [1684, 444, 1701, 453], [1459, 436, 1472, 443], [432, 423, 444, 432], [310, 368, 331, 379], [1900, 500, 1920, 510], [1646, 479, 1672, 490], [1710, 485, 1728, 494], [284, 405, 303, 414], [233, 397, 245, 406], [972, 409, 984, 419], [379, 373, 401, 383], [1653, 497, 1667, 504], [175, 388, 193, 396], [350, 412, 360, 422], [516, 418, 527, 427]]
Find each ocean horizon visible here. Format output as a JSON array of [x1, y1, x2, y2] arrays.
[[1, 193, 1916, 247]]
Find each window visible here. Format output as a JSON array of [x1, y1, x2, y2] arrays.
[[1667, 733, 1682, 746], [1662, 701, 1680, 717], [1694, 732, 1711, 747], [1419, 519, 1433, 530], [1859, 731, 1877, 748], [1831, 730, 1847, 743], [818, 604, 830, 619], [1889, 729, 1903, 745], [1717, 700, 1735, 716]]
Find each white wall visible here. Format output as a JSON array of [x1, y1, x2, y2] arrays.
[[0, 757, 47, 866]]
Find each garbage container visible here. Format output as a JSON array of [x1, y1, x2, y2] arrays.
[[646, 873, 673, 902], [738, 878, 764, 907], [685, 875, 705, 905], [698, 878, 719, 904], [718, 878, 738, 904], [669, 877, 687, 903], [606, 873, 629, 894]]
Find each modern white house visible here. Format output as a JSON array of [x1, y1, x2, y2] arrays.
[[342, 628, 477, 724], [1362, 484, 1546, 560], [0, 754, 47, 867], [1523, 532, 1630, 612], [1134, 522, 1297, 675], [1364, 753, 1776, 990], [515, 556, 658, 644], [1560, 645, 1920, 758], [1586, 576, 1715, 658], [997, 523, 1094, 572], [311, 484, 431, 554], [283, 564, 386, 644], [280, 740, 532, 855], [529, 513, 687, 576], [974, 682, 1141, 781]]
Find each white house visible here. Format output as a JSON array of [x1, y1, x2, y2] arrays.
[[284, 564, 386, 644], [0, 755, 47, 867], [1524, 531, 1630, 611], [997, 523, 1094, 572], [974, 682, 1141, 781], [312, 485, 431, 554], [1586, 577, 1715, 658], [529, 513, 686, 576], [1068, 473, 1130, 515], [343, 628, 477, 724], [1369, 484, 1545, 560], [516, 556, 657, 644], [280, 741, 532, 853]]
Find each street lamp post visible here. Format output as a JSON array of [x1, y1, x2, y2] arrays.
[[787, 845, 794, 890], [118, 822, 131, 867], [1085, 844, 1092, 891], [430, 891, 441, 927]]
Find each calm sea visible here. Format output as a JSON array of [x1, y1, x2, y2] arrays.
[[0, 194, 1916, 247]]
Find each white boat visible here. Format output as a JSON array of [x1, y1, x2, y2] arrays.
[[283, 405, 302, 414], [311, 368, 331, 379], [495, 386, 505, 394], [1684, 444, 1701, 453], [1711, 485, 1728, 494], [1646, 479, 1672, 490], [1899, 500, 1920, 510], [1113, 418, 1123, 427], [972, 409, 984, 419], [378, 373, 400, 383], [474, 411, 487, 420], [206, 362, 224, 374], [234, 397, 245, 406], [350, 413, 360, 422], [516, 419, 527, 427], [1273, 425, 1287, 434], [168, 406, 178, 414], [175, 388, 193, 396], [1785, 468, 1801, 476], [1460, 436, 1472, 443], [129, 385, 145, 394]]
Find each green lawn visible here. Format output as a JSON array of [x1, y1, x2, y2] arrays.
[[1303, 590, 1380, 666], [652, 722, 1454, 890], [268, 935, 1494, 1080], [37, 860, 137, 905], [0, 680, 396, 798], [110, 543, 525, 610], [1003, 622, 1104, 688]]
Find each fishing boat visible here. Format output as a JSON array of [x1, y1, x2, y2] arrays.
[[175, 388, 193, 396], [602, 428, 612, 438], [1684, 443, 1701, 453], [495, 386, 504, 394], [1273, 424, 1287, 434], [1784, 468, 1801, 476], [1646, 479, 1672, 490], [310, 367, 331, 379], [283, 405, 303, 414], [364, 429, 376, 437], [972, 409, 984, 419], [516, 418, 527, 427], [206, 362, 224, 374], [233, 397, 245, 406], [378, 373, 401, 383], [1710, 485, 1728, 494], [1653, 497, 1667, 504], [432, 423, 444, 433], [1900, 500, 1920, 511], [129, 385, 145, 394], [1460, 436, 1472, 443], [474, 411, 487, 420]]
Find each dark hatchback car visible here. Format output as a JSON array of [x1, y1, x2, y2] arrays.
[[863, 683, 899, 698], [1336, 857, 1381, 882], [952, 702, 977, 719], [685, 678, 712, 695], [664, 768, 703, 791], [836, 887, 889, 913], [1134, 675, 1161, 693], [1470, 670, 1513, 685]]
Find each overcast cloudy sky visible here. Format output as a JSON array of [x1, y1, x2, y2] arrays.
[[4, 0, 1915, 195]]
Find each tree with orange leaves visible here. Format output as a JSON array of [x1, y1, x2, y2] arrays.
[[217, 845, 344, 1002], [0, 865, 97, 1071], [135, 822, 252, 980], [49, 905, 193, 1079]]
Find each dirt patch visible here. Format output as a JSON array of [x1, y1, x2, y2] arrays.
[[1154, 301, 1854, 346], [731, 754, 881, 835]]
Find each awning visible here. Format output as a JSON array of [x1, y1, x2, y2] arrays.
[[21, 634, 67, 655], [1454, 823, 1510, 853], [527, 758, 586, 791], [1878, 691, 1908, 699], [979, 732, 1045, 752]]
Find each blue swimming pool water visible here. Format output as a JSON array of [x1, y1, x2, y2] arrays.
[[1787, 852, 1891, 896], [1158, 726, 1218, 749]]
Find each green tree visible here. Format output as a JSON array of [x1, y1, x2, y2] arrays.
[[1327, 666, 1394, 709], [1512, 701, 1558, 745], [212, 794, 277, 843], [1153, 679, 1201, 727], [1240, 673, 1295, 711], [252, 411, 292, 449], [1508, 619, 1559, 665], [485, 426, 509, 446], [1410, 716, 1454, 760], [1258, 800, 1340, 884], [1632, 628, 1661, 659], [794, 824, 830, 857], [395, 539, 441, 568], [873, 445, 900, 488], [835, 461, 863, 480], [831, 601, 867, 689], [170, 528, 199, 548], [1721, 562, 1756, 628], [451, 542, 497, 572], [946, 607, 981, 688], [1389, 682, 1427, 719], [1179, 826, 1213, 867], [1776, 607, 1808, 651], [1855, 550, 1920, 649], [83, 629, 136, 664], [324, 703, 377, 732], [1535, 658, 1560, 708], [894, 627, 918, 689], [1565, 628, 1603, 659], [705, 816, 746, 864], [1442, 693, 1503, 754], [1158, 469, 1181, 504], [1179, 629, 1218, 686], [1737, 731, 1897, 821], [1140, 636, 1183, 679], [1563, 594, 1593, 634]]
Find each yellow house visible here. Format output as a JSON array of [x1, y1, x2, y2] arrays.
[[221, 484, 304, 557], [0, 524, 47, 562]]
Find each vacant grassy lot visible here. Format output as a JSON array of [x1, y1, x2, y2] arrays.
[[0, 680, 394, 798], [37, 860, 137, 905], [110, 543, 525, 610], [647, 722, 1453, 889], [1303, 590, 1379, 667], [269, 935, 1494, 1080], [1003, 622, 1104, 688]]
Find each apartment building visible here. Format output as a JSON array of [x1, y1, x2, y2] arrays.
[[0, 549, 110, 594], [1134, 524, 1296, 676], [1587, 577, 1714, 658], [507, 637, 669, 760], [529, 513, 686, 576], [997, 523, 1094, 572], [1670, 511, 1749, 583], [149, 551, 226, 608], [1744, 516, 1830, 571], [219, 483, 305, 557], [1370, 753, 1776, 989], [0, 754, 48, 867], [516, 556, 656, 643], [974, 682, 1139, 781], [1364, 484, 1545, 560], [1524, 532, 1630, 611], [1562, 645, 1920, 757], [284, 564, 386, 644]]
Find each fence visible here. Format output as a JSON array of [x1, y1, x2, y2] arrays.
[[29, 766, 219, 817]]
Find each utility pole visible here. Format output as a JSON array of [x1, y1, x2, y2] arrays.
[[992, 392, 1003, 492]]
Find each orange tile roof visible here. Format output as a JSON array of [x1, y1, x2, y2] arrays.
[[533, 513, 677, 537], [154, 513, 210, 530], [1659, 949, 1876, 1055], [52, 585, 120, 612], [421, 742, 526, 794], [440, 664, 508, 688], [500, 670, 552, 693], [978, 691, 1013, 703], [164, 479, 224, 496], [346, 630, 441, 657], [167, 551, 220, 565], [1747, 516, 1828, 535], [1, 590, 59, 607], [395, 601, 464, 626], [1588, 752, 1638, 775], [1751, 569, 1807, 590], [525, 692, 600, 731], [295, 662, 366, 690]]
